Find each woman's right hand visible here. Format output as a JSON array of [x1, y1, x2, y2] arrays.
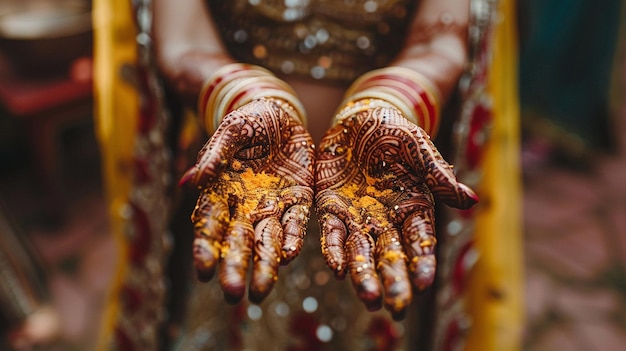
[[180, 98, 315, 304]]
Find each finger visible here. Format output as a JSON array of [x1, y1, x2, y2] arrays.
[[277, 185, 313, 263], [346, 231, 383, 311], [218, 211, 254, 304], [249, 217, 283, 303], [191, 189, 229, 282], [412, 128, 479, 209], [250, 185, 312, 223], [182, 109, 256, 187], [281, 204, 310, 264], [315, 125, 353, 193], [280, 185, 314, 208], [375, 228, 411, 320], [402, 210, 437, 292], [319, 212, 348, 279]]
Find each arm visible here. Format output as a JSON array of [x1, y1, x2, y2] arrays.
[[153, 0, 315, 304], [334, 0, 470, 137], [392, 0, 469, 105], [315, 0, 475, 319], [153, 0, 234, 105]]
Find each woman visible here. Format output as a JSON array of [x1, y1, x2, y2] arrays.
[[93, 0, 522, 350]]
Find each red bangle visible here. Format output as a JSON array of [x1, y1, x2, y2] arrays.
[[198, 64, 306, 134], [344, 67, 441, 136], [356, 74, 438, 129], [198, 64, 259, 119]]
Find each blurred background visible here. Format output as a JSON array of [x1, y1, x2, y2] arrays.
[[0, 0, 624, 350]]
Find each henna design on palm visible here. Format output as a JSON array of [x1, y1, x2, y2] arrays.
[[315, 104, 477, 319], [181, 99, 315, 304]]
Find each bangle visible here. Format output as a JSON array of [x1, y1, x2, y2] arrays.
[[345, 89, 420, 125], [342, 66, 441, 136], [198, 63, 306, 134], [334, 96, 399, 124], [198, 64, 266, 119], [244, 88, 307, 126]]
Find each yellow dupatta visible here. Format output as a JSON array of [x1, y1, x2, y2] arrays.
[[465, 0, 524, 350], [93, 0, 138, 348]]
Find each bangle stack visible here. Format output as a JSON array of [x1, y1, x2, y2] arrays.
[[338, 66, 441, 136], [198, 63, 307, 134]]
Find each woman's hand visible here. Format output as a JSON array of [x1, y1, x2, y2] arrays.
[[315, 102, 477, 319], [181, 98, 315, 303]]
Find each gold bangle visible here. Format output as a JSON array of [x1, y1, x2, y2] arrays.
[[342, 90, 417, 125], [343, 66, 441, 135], [348, 66, 441, 106], [199, 66, 270, 133], [213, 76, 307, 130], [198, 64, 307, 134], [334, 96, 399, 124], [365, 86, 431, 132], [246, 89, 307, 126], [198, 63, 267, 116], [204, 71, 270, 133], [213, 77, 277, 130]]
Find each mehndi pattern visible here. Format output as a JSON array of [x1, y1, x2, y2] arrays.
[[315, 100, 477, 319], [183, 99, 315, 303]]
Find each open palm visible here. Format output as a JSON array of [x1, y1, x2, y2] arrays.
[[181, 99, 315, 303], [315, 103, 477, 319]]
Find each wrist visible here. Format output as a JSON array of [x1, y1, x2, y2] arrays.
[[338, 66, 441, 136], [198, 63, 307, 134]]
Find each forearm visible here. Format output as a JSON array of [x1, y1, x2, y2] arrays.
[[336, 0, 469, 137], [152, 0, 234, 106], [391, 0, 469, 103]]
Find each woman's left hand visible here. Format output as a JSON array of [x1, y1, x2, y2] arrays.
[[315, 102, 477, 319]]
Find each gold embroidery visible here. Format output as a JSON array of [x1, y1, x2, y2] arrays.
[[208, 0, 417, 83]]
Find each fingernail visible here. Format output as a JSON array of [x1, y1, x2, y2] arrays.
[[222, 281, 246, 305], [249, 284, 273, 304], [358, 280, 382, 311], [460, 184, 479, 207], [178, 167, 197, 187], [224, 291, 244, 305], [467, 188, 479, 204], [196, 268, 215, 283]]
